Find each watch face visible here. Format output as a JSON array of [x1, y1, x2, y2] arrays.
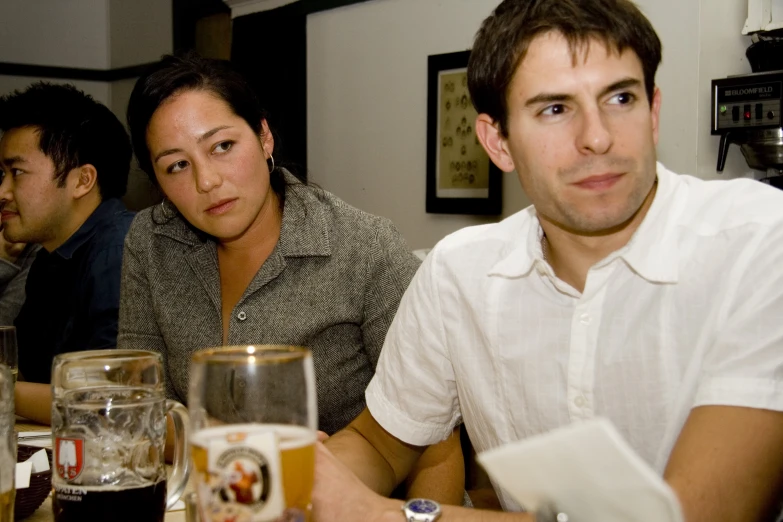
[[408, 499, 439, 514]]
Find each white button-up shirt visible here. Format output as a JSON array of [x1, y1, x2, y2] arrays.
[[366, 163, 783, 511]]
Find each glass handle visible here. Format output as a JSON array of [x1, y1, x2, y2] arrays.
[[165, 399, 191, 510], [184, 492, 200, 522]]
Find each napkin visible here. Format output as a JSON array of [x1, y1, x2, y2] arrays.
[[17, 431, 52, 448], [477, 417, 684, 522], [27, 448, 49, 473], [15, 461, 31, 489], [15, 447, 50, 490]]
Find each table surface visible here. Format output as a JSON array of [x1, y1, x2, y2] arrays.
[[16, 419, 187, 522]]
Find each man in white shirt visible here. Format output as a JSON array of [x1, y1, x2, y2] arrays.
[[313, 0, 783, 520]]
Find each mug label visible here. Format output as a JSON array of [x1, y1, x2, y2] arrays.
[[193, 426, 286, 522], [53, 485, 87, 502], [55, 437, 84, 481]]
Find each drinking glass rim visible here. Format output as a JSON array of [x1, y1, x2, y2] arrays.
[[192, 345, 311, 365], [53, 349, 162, 364]]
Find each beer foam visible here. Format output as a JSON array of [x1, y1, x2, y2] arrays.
[[191, 424, 316, 450]]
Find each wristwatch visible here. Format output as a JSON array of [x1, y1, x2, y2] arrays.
[[402, 498, 442, 522]]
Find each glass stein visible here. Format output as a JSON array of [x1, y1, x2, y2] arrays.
[[51, 349, 190, 522]]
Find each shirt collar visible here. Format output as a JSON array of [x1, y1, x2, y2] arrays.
[[487, 207, 541, 278], [614, 162, 680, 284], [53, 198, 127, 260], [488, 162, 680, 283], [151, 169, 331, 258], [276, 171, 331, 257]]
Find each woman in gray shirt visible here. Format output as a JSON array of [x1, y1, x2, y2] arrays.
[[119, 53, 464, 504]]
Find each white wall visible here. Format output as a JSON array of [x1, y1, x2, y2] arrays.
[[0, 0, 113, 130], [0, 0, 110, 69], [109, 0, 173, 68], [634, 0, 700, 175], [0, 0, 171, 70], [0, 0, 171, 109], [307, 0, 708, 249], [308, 0, 525, 250], [696, 0, 756, 180]]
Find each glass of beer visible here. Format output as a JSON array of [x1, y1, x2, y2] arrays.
[[189, 345, 317, 522], [0, 364, 14, 522], [51, 349, 191, 522], [0, 328, 17, 383]]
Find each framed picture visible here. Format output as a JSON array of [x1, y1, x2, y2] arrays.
[[426, 50, 502, 215]]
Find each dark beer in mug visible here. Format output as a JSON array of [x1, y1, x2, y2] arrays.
[[53, 480, 167, 522]]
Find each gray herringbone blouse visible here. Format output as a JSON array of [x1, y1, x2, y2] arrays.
[[117, 172, 420, 433]]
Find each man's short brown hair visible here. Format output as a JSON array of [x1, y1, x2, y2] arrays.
[[468, 0, 662, 137]]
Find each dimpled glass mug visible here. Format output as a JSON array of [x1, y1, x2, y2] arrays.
[[0, 364, 14, 522], [189, 345, 317, 522], [51, 349, 190, 522]]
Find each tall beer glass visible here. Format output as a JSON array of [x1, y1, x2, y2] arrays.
[[189, 346, 317, 522], [51, 349, 190, 522], [0, 327, 17, 383], [0, 364, 14, 522]]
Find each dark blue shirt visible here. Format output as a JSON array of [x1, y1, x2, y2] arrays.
[[16, 198, 134, 383]]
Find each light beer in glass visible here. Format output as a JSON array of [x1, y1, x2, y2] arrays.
[[190, 346, 317, 522]]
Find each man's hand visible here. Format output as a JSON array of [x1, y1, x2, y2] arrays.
[[312, 442, 399, 522], [0, 226, 25, 264]]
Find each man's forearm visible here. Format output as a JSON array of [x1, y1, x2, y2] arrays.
[[326, 426, 401, 495], [325, 408, 426, 496], [403, 427, 465, 505], [15, 381, 52, 425]]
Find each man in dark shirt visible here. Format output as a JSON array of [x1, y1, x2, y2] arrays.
[[0, 82, 134, 393]]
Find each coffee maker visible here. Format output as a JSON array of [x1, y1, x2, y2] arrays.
[[711, 71, 783, 187], [712, 0, 783, 188]]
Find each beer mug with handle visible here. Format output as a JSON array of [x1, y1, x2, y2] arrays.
[[189, 345, 317, 522], [51, 349, 190, 522], [0, 364, 14, 522]]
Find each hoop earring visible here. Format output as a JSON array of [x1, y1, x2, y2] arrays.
[[158, 197, 176, 220], [267, 154, 275, 173]]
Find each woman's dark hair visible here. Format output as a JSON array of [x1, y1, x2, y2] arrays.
[[468, 0, 662, 137], [126, 52, 286, 198]]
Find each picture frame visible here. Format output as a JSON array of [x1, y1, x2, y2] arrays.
[[426, 50, 502, 215]]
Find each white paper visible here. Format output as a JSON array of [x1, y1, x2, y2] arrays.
[[29, 448, 49, 473], [15, 460, 31, 489], [477, 417, 684, 522], [17, 431, 52, 448]]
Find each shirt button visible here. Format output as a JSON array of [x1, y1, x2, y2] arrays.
[[237, 311, 247, 321], [579, 313, 591, 325], [574, 396, 587, 408]]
